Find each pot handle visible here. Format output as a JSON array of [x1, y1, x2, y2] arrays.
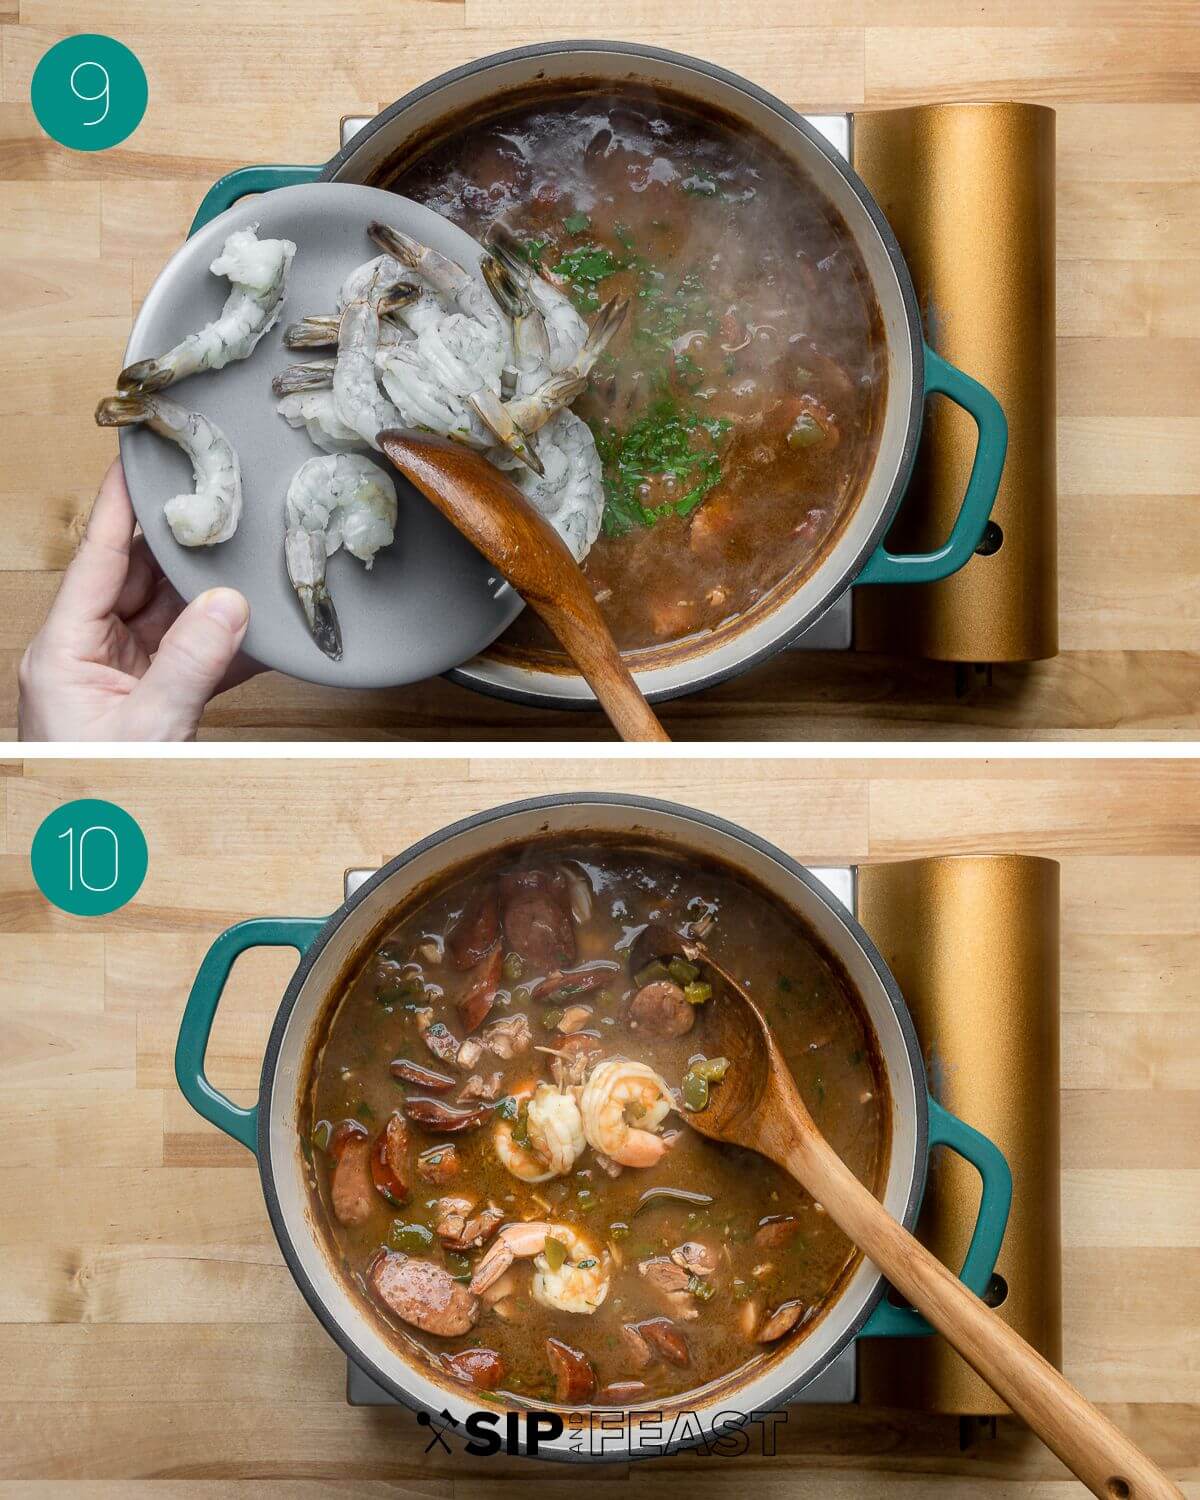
[[175, 917, 325, 1154], [855, 345, 1008, 587], [859, 1096, 1012, 1338], [189, 165, 325, 236]]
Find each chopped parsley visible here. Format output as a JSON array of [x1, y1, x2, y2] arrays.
[[596, 400, 732, 536], [563, 210, 591, 234]]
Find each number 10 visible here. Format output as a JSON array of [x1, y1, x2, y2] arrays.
[[57, 825, 119, 893]]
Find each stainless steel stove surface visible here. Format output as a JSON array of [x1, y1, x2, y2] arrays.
[[337, 110, 855, 655], [341, 860, 860, 1408]]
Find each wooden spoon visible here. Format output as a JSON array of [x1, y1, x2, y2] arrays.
[[377, 430, 669, 743], [667, 936, 1183, 1500]]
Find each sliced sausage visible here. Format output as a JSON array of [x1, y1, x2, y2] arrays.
[[329, 1121, 373, 1226], [628, 979, 694, 1039], [546, 1337, 596, 1404], [442, 1346, 506, 1390], [458, 945, 502, 1034], [448, 885, 500, 970], [500, 870, 576, 969], [639, 1316, 691, 1367], [404, 1096, 495, 1134], [370, 1112, 409, 1207], [757, 1299, 806, 1343], [754, 1214, 802, 1251], [620, 1322, 653, 1370], [390, 1058, 456, 1092], [531, 966, 612, 1002], [415, 1143, 461, 1185], [369, 1252, 478, 1336]]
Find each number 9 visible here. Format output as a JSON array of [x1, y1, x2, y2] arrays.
[[69, 60, 110, 127]]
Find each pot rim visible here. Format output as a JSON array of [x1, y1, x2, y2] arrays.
[[319, 40, 927, 707], [254, 793, 929, 1461]]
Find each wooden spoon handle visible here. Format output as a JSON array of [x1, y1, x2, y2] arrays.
[[533, 595, 669, 743], [784, 1129, 1182, 1500]]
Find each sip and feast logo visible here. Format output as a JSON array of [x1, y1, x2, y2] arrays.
[[417, 1405, 788, 1458]]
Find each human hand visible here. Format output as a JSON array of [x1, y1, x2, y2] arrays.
[[18, 460, 259, 741]]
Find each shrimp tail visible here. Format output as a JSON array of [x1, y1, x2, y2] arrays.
[[377, 283, 420, 318], [285, 527, 343, 661], [469, 389, 545, 477], [481, 254, 523, 318], [284, 317, 339, 350], [366, 221, 424, 270], [482, 220, 530, 281], [95, 393, 151, 427], [584, 295, 630, 360], [272, 361, 335, 398], [116, 357, 175, 395]]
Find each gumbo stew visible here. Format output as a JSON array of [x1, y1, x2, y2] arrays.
[[302, 842, 889, 1407], [387, 87, 888, 656]]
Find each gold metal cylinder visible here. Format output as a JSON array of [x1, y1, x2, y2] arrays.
[[853, 103, 1057, 662], [855, 855, 1061, 1415]]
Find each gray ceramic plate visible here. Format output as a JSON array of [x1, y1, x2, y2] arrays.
[[116, 182, 523, 689]]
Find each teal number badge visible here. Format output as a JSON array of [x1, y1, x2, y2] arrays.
[[31, 799, 148, 917], [31, 34, 148, 152]]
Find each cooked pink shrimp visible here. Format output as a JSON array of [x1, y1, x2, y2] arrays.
[[579, 1057, 674, 1168], [469, 1221, 608, 1314]]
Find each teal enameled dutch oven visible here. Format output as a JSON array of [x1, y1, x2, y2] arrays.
[[183, 41, 1008, 710], [175, 794, 1011, 1460]]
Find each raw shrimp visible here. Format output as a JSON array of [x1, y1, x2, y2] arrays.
[[469, 1222, 609, 1314], [367, 223, 543, 474], [484, 220, 590, 379], [118, 226, 296, 393], [332, 296, 404, 450], [276, 345, 500, 453], [525, 1081, 586, 1177], [503, 410, 605, 563], [368, 221, 510, 359], [277, 388, 367, 454], [283, 453, 396, 659], [95, 394, 241, 546], [285, 314, 406, 352], [579, 1057, 675, 1168], [473, 294, 628, 454]]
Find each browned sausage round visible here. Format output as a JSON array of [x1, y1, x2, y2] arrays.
[[442, 1347, 506, 1390], [329, 1122, 373, 1226], [627, 980, 694, 1039], [546, 1337, 596, 1403], [639, 1316, 691, 1367], [448, 886, 500, 970], [370, 1112, 409, 1207], [500, 871, 576, 969], [369, 1252, 478, 1336]]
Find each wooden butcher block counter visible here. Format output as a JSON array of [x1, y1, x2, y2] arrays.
[[0, 756, 1196, 1493]]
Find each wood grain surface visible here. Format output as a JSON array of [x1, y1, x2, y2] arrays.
[[1, 2, 1198, 739], [0, 754, 1196, 1494]]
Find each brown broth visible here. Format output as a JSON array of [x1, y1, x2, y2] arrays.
[[385, 87, 886, 658], [301, 840, 889, 1408]]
